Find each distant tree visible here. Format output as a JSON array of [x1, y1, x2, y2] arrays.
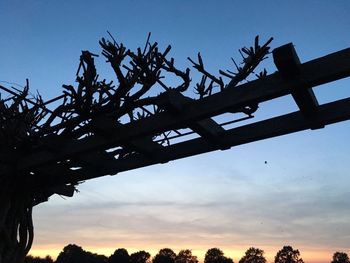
[[90, 252, 108, 263], [205, 248, 224, 263], [239, 247, 266, 263], [331, 252, 350, 263], [274, 246, 304, 263], [56, 244, 86, 263], [130, 251, 151, 263], [175, 250, 198, 263], [153, 248, 177, 263], [25, 255, 54, 263], [56, 244, 107, 263], [204, 248, 233, 263], [24, 255, 36, 263], [109, 248, 130, 263]]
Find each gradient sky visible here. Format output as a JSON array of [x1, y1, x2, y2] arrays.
[[1, 1, 350, 262]]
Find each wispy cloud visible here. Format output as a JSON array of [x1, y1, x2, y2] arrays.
[[33, 172, 350, 250]]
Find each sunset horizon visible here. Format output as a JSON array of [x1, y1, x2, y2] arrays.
[[29, 243, 343, 263], [1, 1, 349, 263]]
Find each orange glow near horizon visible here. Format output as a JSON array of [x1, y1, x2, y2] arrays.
[[29, 244, 336, 263]]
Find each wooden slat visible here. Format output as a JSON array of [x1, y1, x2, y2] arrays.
[[91, 115, 163, 157], [99, 97, 350, 177], [46, 97, 350, 185], [29, 153, 118, 190], [162, 90, 229, 149], [16, 47, 350, 171], [125, 137, 163, 156], [76, 151, 118, 171]]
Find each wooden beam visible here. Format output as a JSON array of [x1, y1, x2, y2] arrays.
[[100, 97, 350, 177], [29, 153, 119, 191], [273, 43, 323, 129], [91, 115, 163, 157], [16, 47, 350, 171], [50, 184, 75, 197], [76, 151, 118, 171], [273, 43, 302, 78], [48, 97, 350, 184], [162, 90, 230, 149]]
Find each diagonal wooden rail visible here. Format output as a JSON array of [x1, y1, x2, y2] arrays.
[[12, 44, 350, 192]]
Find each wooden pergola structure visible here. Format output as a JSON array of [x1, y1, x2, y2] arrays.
[[0, 36, 349, 263]]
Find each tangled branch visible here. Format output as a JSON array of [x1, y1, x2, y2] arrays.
[[0, 34, 273, 262], [189, 36, 273, 102]]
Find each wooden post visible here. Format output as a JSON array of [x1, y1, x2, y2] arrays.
[[273, 43, 324, 129]]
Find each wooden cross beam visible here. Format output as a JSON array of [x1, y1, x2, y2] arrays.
[[160, 90, 229, 150], [17, 46, 350, 176], [40, 96, 349, 187], [0, 43, 347, 194], [273, 43, 323, 129]]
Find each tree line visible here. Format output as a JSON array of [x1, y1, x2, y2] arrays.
[[25, 245, 349, 263]]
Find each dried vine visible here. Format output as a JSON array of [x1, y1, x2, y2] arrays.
[[0, 34, 272, 263], [0, 82, 44, 263]]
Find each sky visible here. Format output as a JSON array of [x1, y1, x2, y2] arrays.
[[1, 1, 350, 262]]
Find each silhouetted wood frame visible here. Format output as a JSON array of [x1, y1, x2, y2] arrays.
[[10, 45, 350, 190], [1, 41, 350, 263]]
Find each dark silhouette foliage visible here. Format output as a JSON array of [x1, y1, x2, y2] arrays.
[[130, 251, 151, 263], [204, 248, 233, 263], [108, 248, 130, 263], [24, 255, 54, 263], [56, 244, 107, 263], [56, 244, 85, 263], [24, 245, 350, 263], [239, 247, 266, 263], [1, 29, 350, 263], [274, 246, 304, 263], [175, 250, 198, 263], [0, 32, 274, 263], [152, 248, 176, 263], [331, 252, 350, 263]]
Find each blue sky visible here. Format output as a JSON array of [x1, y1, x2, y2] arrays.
[[1, 1, 350, 262]]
